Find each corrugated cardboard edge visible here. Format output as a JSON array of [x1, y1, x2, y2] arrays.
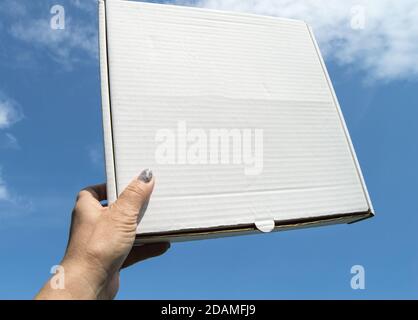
[[306, 24, 375, 217], [134, 211, 373, 244], [99, 0, 118, 204], [98, 1, 375, 243]]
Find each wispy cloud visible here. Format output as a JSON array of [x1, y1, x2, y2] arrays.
[[0, 166, 30, 209], [0, 165, 34, 218], [0, 92, 25, 214], [188, 0, 418, 82], [0, 91, 23, 150], [0, 133, 20, 150], [3, 0, 418, 80], [10, 19, 97, 68], [5, 0, 98, 69], [0, 91, 23, 129], [0, 182, 33, 218]]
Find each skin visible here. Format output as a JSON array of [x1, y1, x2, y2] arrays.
[[35, 172, 169, 300]]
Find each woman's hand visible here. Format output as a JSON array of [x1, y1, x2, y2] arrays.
[[36, 169, 170, 300]]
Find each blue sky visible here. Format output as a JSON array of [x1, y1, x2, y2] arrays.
[[0, 0, 418, 299]]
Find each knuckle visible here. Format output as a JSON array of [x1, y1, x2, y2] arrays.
[[73, 201, 83, 214], [76, 190, 89, 201]]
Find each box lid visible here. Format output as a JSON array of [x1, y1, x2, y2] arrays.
[[98, 0, 374, 241]]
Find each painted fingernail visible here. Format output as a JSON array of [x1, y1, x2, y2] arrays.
[[138, 169, 153, 183]]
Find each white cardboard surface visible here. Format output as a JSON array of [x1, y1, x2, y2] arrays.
[[98, 0, 373, 240]]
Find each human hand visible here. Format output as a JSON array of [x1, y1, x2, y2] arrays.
[[36, 169, 170, 300]]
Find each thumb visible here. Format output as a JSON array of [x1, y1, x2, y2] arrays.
[[111, 169, 154, 222]]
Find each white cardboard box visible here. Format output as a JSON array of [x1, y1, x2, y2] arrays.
[[98, 0, 374, 243]]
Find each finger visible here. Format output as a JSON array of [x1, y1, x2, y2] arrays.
[[110, 169, 154, 221], [77, 183, 107, 203], [122, 242, 170, 268]]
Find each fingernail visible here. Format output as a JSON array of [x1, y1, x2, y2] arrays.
[[138, 169, 153, 183]]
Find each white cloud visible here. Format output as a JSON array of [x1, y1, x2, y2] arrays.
[[6, 1, 98, 68], [10, 17, 98, 67], [0, 172, 33, 217], [191, 0, 418, 81], [0, 92, 23, 210], [0, 166, 33, 218], [0, 92, 23, 129], [5, 0, 417, 81]]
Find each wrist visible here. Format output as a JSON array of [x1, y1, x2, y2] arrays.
[[60, 253, 110, 299]]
